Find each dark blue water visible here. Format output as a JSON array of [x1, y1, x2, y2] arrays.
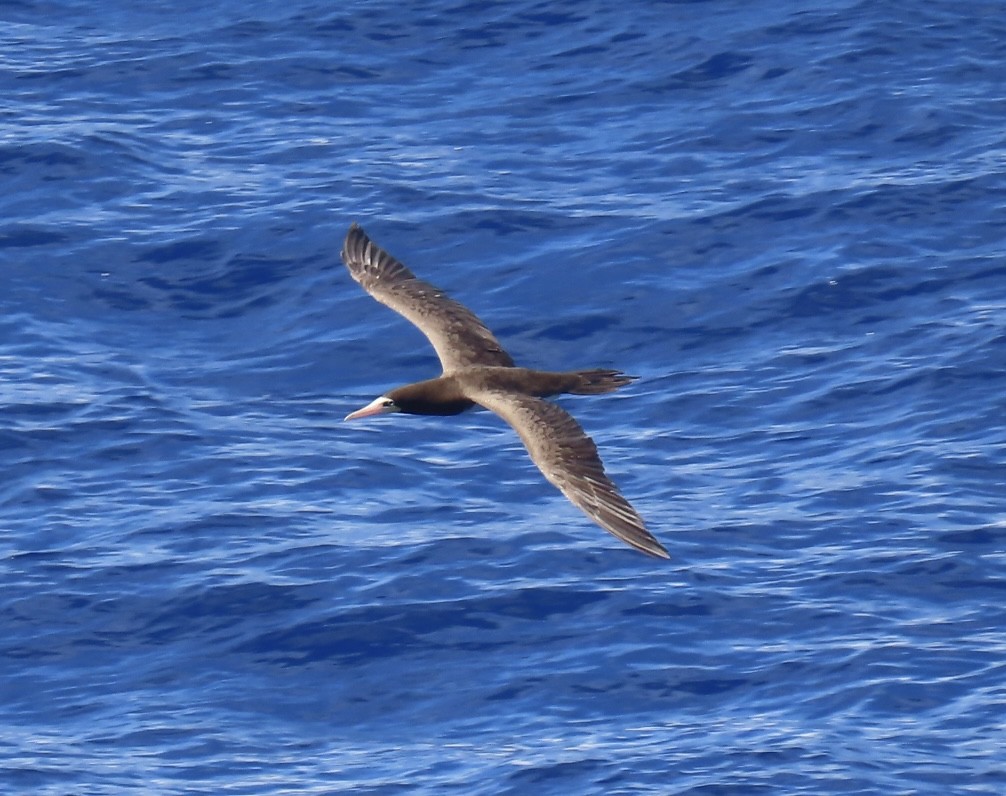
[[3, 1, 1005, 793]]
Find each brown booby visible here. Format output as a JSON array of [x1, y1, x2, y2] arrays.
[[342, 223, 669, 559]]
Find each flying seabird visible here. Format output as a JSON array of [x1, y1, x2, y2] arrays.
[[342, 223, 669, 559]]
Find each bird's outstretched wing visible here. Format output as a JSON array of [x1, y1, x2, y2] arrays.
[[471, 390, 669, 559], [341, 223, 515, 372]]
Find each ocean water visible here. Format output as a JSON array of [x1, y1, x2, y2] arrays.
[[3, 1, 1005, 793]]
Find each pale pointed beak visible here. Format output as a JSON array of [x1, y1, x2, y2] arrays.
[[344, 396, 391, 421]]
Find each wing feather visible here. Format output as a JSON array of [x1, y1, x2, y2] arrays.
[[471, 391, 669, 559], [341, 223, 514, 372]]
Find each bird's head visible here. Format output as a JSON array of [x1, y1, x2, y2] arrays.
[[344, 395, 402, 421], [344, 379, 472, 418]]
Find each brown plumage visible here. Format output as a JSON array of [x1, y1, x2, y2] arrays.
[[342, 223, 669, 559]]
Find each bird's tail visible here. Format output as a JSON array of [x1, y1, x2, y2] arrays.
[[568, 369, 637, 395]]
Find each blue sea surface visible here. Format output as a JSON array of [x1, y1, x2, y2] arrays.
[[3, 1, 1005, 793]]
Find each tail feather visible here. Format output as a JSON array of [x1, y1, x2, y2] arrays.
[[569, 369, 637, 395]]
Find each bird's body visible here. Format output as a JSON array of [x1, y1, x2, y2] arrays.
[[342, 223, 669, 559]]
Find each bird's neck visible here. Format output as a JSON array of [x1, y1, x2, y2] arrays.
[[387, 376, 475, 416]]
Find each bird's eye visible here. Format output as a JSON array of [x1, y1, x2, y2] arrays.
[[383, 399, 395, 407]]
